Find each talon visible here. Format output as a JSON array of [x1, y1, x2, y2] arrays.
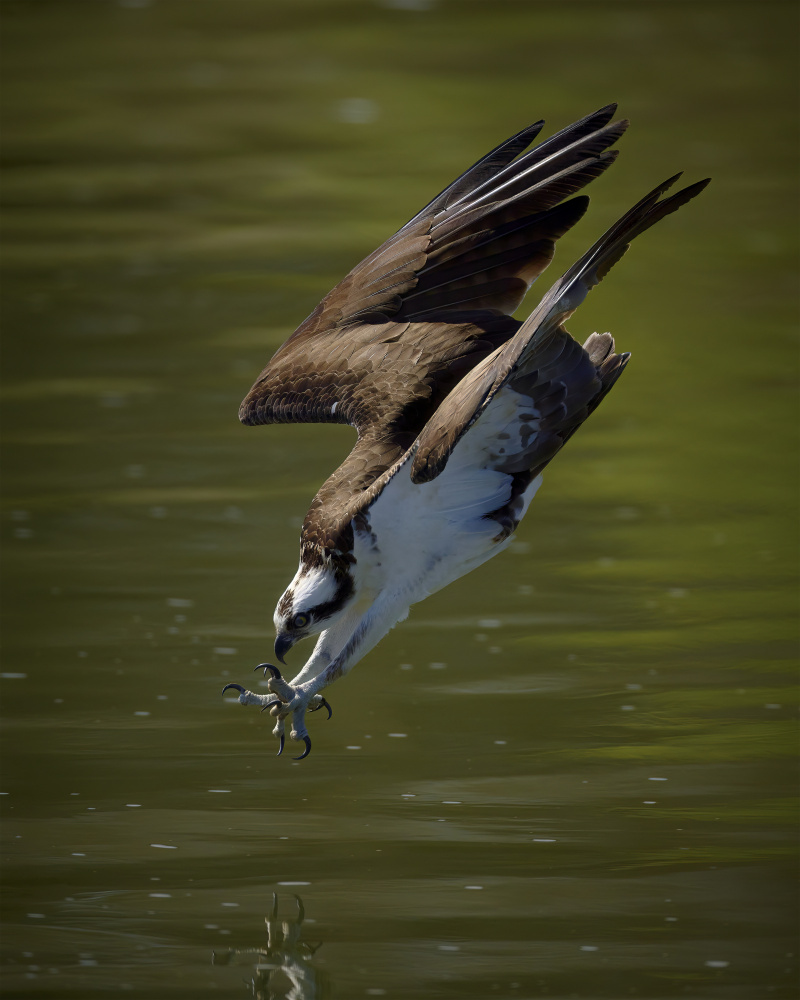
[[260, 699, 281, 714], [222, 683, 245, 696], [254, 662, 282, 680], [276, 734, 285, 757], [310, 697, 332, 720], [293, 735, 312, 761]]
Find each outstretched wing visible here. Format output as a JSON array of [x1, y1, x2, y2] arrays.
[[409, 174, 711, 485], [239, 105, 628, 437]]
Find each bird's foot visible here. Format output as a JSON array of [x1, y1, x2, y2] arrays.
[[222, 663, 331, 761]]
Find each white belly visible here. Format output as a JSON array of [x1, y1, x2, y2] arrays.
[[359, 386, 544, 605]]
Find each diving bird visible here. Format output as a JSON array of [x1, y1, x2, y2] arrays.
[[222, 105, 708, 759]]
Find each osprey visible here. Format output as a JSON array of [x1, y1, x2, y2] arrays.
[[223, 105, 708, 759]]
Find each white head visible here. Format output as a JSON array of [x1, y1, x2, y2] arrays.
[[273, 562, 355, 663]]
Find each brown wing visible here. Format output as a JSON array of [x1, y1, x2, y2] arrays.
[[410, 174, 711, 485], [239, 104, 628, 437]]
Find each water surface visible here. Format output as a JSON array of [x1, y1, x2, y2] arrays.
[[1, 2, 797, 997]]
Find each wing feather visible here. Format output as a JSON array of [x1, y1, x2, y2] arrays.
[[410, 175, 710, 484], [239, 106, 627, 429]]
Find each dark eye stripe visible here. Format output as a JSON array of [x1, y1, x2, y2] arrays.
[[303, 577, 354, 626]]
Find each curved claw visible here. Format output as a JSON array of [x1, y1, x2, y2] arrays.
[[276, 733, 285, 757], [259, 699, 282, 714], [222, 683, 245, 696], [254, 662, 282, 680], [310, 697, 333, 720], [293, 735, 312, 761]]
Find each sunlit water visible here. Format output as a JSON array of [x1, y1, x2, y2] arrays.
[[1, 2, 797, 998]]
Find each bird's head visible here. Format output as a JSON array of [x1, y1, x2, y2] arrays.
[[273, 563, 355, 663]]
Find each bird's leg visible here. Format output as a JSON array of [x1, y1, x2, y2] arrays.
[[223, 595, 398, 758], [266, 667, 333, 760], [222, 664, 331, 761]]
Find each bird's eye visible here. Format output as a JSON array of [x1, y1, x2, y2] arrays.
[[292, 613, 309, 629]]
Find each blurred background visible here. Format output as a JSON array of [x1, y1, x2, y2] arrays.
[[1, 1, 797, 997]]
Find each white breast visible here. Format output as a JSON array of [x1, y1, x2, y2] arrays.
[[359, 386, 544, 603]]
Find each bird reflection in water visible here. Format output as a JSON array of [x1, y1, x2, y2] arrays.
[[212, 893, 327, 1000]]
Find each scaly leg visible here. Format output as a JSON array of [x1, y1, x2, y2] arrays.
[[222, 664, 332, 760]]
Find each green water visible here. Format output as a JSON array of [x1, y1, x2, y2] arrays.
[[1, 1, 797, 997]]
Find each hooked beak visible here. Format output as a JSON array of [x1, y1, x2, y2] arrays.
[[274, 632, 294, 665]]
